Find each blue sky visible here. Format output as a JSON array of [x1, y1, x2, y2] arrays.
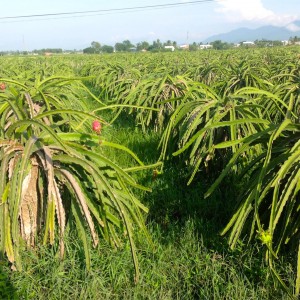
[[0, 0, 299, 51]]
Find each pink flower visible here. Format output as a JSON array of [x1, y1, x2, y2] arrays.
[[0, 83, 6, 90], [92, 120, 102, 134]]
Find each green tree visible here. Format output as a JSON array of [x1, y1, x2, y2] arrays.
[[148, 39, 163, 52], [211, 40, 231, 50], [189, 42, 198, 51], [153, 39, 162, 49], [101, 45, 114, 53], [289, 36, 300, 44], [114, 42, 125, 52], [83, 41, 102, 54], [123, 40, 134, 51], [83, 47, 95, 54], [115, 40, 134, 52], [136, 41, 150, 51], [91, 41, 101, 53]]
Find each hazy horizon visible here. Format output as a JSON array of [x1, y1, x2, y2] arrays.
[[0, 0, 299, 51]]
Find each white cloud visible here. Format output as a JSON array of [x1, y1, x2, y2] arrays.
[[216, 0, 298, 27]]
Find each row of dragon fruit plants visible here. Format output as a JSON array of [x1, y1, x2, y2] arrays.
[[0, 47, 299, 295]]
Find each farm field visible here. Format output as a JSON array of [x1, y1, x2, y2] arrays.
[[0, 48, 299, 299]]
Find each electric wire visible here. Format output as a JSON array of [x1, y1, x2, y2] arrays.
[[0, 0, 217, 23]]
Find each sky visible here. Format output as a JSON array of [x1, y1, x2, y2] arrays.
[[0, 0, 299, 51]]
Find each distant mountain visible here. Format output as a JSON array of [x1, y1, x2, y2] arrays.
[[204, 22, 300, 43], [293, 20, 300, 27]]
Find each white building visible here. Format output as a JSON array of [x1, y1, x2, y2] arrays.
[[199, 44, 213, 50], [179, 44, 189, 50], [242, 41, 255, 46], [164, 45, 175, 52]]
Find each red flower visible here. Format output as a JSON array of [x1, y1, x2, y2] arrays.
[[0, 83, 6, 90], [92, 120, 102, 134]]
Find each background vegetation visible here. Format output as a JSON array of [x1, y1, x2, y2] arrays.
[[0, 47, 300, 299]]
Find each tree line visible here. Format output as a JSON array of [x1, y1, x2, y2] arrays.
[[1, 36, 299, 56], [83, 36, 300, 53]]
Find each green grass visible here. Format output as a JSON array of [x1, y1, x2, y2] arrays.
[[1, 220, 293, 299]]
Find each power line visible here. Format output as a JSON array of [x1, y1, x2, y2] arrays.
[[0, 0, 216, 21]]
